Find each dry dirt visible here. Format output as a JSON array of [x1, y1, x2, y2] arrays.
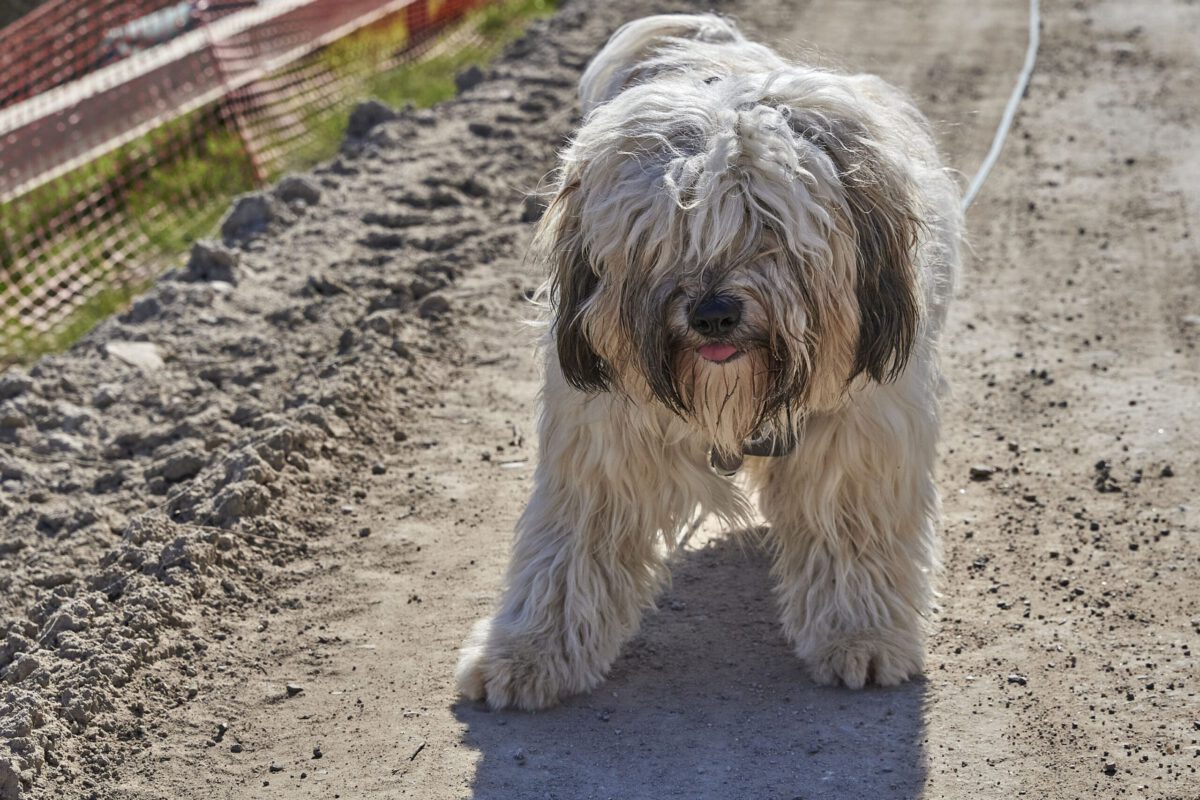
[[1, 0, 1198, 798]]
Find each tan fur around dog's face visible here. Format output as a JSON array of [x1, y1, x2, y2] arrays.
[[538, 67, 921, 455]]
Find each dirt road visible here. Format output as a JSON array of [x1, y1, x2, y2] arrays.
[[2, 0, 1197, 798]]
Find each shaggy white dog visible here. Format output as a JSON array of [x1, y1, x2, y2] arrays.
[[457, 13, 962, 710]]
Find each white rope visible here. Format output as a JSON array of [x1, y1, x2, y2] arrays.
[[961, 0, 1041, 211]]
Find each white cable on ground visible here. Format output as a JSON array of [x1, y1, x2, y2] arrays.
[[961, 0, 1041, 211]]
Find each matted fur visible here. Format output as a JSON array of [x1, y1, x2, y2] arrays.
[[456, 13, 962, 709]]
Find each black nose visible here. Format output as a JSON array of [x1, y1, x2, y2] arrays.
[[688, 295, 742, 337]]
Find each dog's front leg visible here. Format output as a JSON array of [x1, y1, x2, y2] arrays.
[[456, 378, 671, 710], [754, 384, 940, 689]]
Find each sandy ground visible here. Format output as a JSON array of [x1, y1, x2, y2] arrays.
[[1, 0, 1198, 798]]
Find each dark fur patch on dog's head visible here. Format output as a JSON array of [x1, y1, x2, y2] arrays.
[[539, 181, 613, 393], [787, 111, 922, 384]]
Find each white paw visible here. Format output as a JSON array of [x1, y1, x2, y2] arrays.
[[455, 618, 584, 711], [804, 630, 923, 689]]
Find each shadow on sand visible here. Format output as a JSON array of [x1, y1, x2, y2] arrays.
[[454, 533, 928, 799]]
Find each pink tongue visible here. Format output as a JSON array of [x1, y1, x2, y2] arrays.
[[698, 344, 739, 363]]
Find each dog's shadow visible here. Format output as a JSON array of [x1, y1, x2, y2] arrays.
[[453, 532, 928, 799]]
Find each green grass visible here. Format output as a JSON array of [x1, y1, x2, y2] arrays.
[[127, 127, 257, 253], [277, 0, 557, 176], [1, 0, 557, 365], [1, 108, 252, 264], [3, 283, 145, 363], [369, 0, 555, 110]]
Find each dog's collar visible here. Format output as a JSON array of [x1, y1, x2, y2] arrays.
[[709, 431, 797, 477]]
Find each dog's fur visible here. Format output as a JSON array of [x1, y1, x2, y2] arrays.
[[456, 14, 962, 710]]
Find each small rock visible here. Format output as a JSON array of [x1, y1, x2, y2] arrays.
[[104, 341, 164, 370], [409, 277, 437, 300], [2, 653, 40, 683], [0, 369, 32, 400], [38, 431, 86, 454], [312, 744, 323, 759], [182, 240, 240, 284], [369, 283, 415, 314], [91, 384, 120, 409], [1102, 760, 1117, 776], [125, 296, 161, 323], [230, 743, 243, 754], [347, 100, 396, 138], [371, 463, 387, 475], [361, 312, 394, 336], [455, 64, 484, 93], [0, 405, 28, 430], [362, 231, 406, 250], [31, 571, 76, 589], [418, 293, 451, 319], [305, 273, 348, 297], [459, 175, 489, 199], [274, 175, 322, 205], [221, 193, 280, 241], [363, 210, 426, 229], [269, 762, 284, 773], [1006, 673, 1028, 686], [969, 465, 995, 481], [512, 748, 526, 764], [1094, 460, 1120, 493], [357, 527, 371, 538], [157, 451, 205, 482], [468, 121, 494, 138], [1160, 465, 1174, 478], [286, 683, 303, 697]]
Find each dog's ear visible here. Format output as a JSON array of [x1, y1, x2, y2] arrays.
[[788, 112, 922, 383], [538, 180, 612, 393]]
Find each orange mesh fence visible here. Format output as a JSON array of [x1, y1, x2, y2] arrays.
[[0, 0, 492, 362]]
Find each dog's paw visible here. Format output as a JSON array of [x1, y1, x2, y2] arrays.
[[454, 618, 577, 711], [804, 630, 923, 689]]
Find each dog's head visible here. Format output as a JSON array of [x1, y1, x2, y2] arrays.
[[537, 68, 922, 458]]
